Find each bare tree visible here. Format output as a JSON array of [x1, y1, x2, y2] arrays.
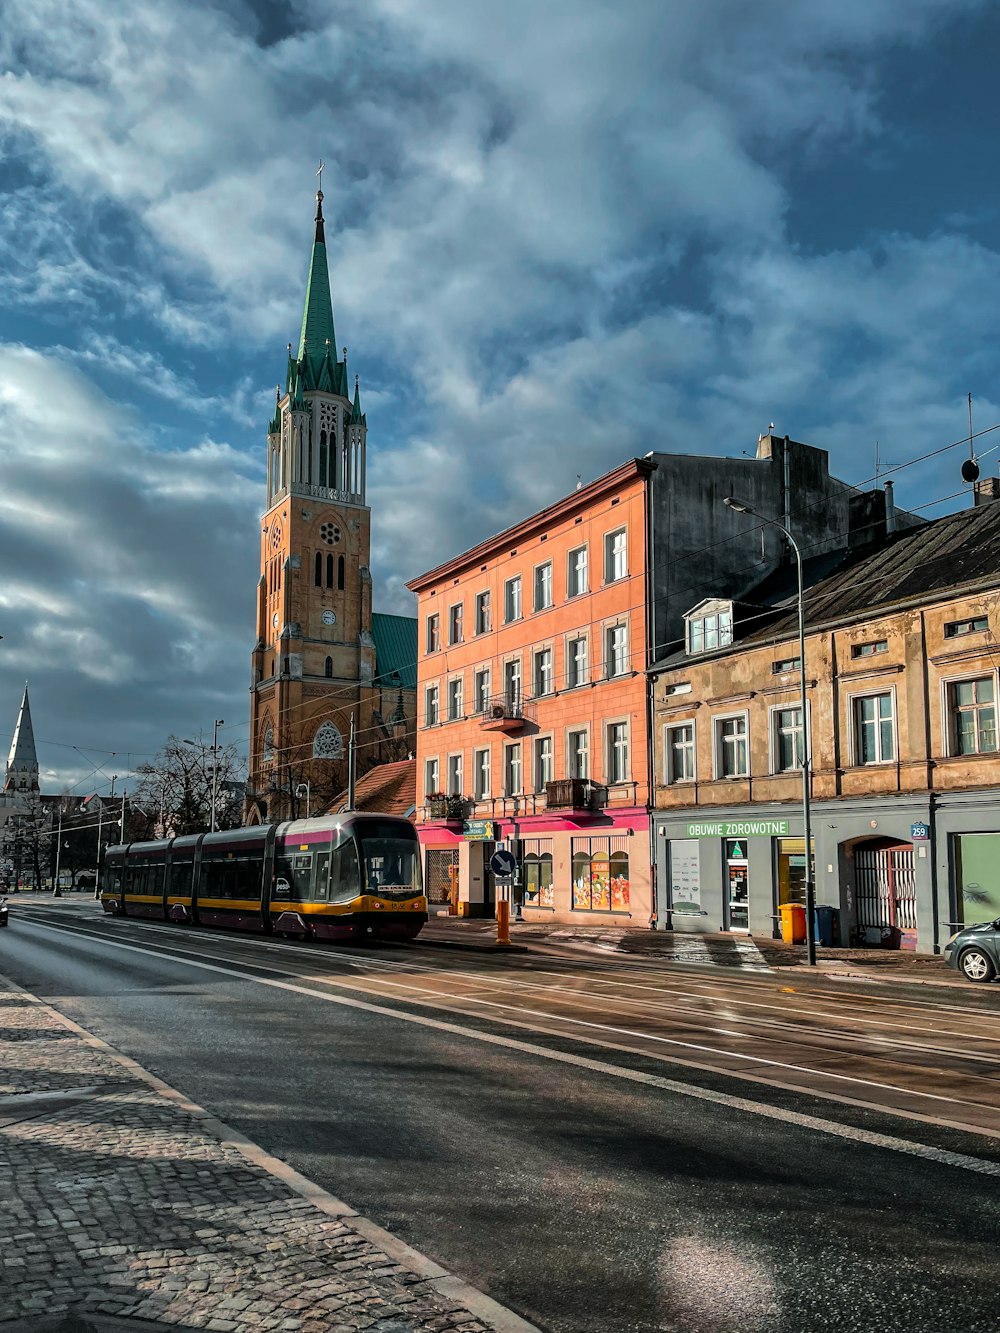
[[131, 735, 246, 837]]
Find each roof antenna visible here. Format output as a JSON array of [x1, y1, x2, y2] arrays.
[[962, 391, 980, 486]]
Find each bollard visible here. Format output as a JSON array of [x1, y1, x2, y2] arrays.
[[496, 898, 511, 946]]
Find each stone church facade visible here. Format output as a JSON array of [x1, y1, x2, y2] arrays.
[[246, 189, 416, 823]]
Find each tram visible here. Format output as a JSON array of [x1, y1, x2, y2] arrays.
[[100, 813, 426, 942]]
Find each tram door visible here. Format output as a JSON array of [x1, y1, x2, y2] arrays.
[[314, 849, 331, 901]]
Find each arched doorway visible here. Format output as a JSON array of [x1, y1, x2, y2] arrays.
[[852, 837, 916, 949]]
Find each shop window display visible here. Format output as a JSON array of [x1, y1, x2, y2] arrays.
[[572, 837, 630, 912]]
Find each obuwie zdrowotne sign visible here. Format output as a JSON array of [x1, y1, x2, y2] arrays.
[[685, 819, 789, 839]]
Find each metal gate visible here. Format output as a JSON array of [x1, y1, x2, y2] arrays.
[[854, 843, 916, 947]]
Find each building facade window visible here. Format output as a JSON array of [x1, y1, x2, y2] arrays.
[[324, 656, 333, 678], [447, 677, 464, 721], [605, 623, 628, 678], [449, 603, 464, 645], [475, 590, 491, 635], [425, 685, 440, 727], [854, 693, 895, 764], [949, 677, 997, 755], [533, 647, 554, 697], [504, 576, 522, 623], [945, 616, 988, 638], [773, 706, 804, 772], [314, 552, 322, 586], [567, 545, 588, 598], [607, 721, 629, 784], [572, 835, 630, 912], [505, 743, 522, 795], [604, 528, 627, 583], [716, 714, 749, 777], [534, 561, 553, 612], [473, 748, 491, 800], [426, 614, 440, 654], [447, 754, 463, 796], [567, 635, 588, 688], [337, 554, 345, 590], [688, 605, 733, 655], [772, 656, 801, 673], [535, 735, 554, 790], [424, 758, 439, 798], [474, 667, 491, 714], [665, 723, 695, 783], [523, 840, 554, 909], [851, 639, 888, 658], [568, 729, 589, 779], [504, 658, 521, 705]]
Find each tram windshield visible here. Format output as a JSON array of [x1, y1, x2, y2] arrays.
[[358, 827, 422, 895]]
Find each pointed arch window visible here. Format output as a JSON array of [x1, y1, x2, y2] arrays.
[[326, 553, 334, 588], [313, 722, 343, 759], [338, 555, 345, 590], [314, 552, 322, 586], [319, 429, 328, 488], [262, 724, 275, 762], [325, 657, 333, 678]]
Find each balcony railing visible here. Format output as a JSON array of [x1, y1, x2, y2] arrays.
[[425, 794, 470, 822], [545, 778, 607, 811], [478, 693, 536, 732]]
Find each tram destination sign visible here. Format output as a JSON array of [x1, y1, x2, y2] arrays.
[[686, 819, 789, 839]]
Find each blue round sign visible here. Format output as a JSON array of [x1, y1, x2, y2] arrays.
[[490, 848, 517, 876]]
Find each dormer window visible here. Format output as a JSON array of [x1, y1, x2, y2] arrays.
[[685, 600, 734, 655]]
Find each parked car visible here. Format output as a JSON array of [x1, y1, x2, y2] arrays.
[[943, 919, 1000, 982], [0, 897, 8, 928]]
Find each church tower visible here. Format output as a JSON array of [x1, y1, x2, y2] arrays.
[[4, 686, 39, 795], [247, 187, 383, 822]]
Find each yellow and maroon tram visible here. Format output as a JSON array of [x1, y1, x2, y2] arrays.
[[100, 814, 426, 942]]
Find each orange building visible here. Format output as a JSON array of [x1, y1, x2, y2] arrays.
[[407, 460, 656, 925]]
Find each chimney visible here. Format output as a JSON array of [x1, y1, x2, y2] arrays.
[[974, 477, 1000, 507], [884, 480, 896, 534]]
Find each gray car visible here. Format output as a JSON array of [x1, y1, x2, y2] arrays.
[[943, 918, 1000, 982]]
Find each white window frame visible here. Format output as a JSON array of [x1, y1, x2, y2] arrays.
[[473, 747, 491, 800], [473, 666, 491, 715], [446, 753, 463, 796], [424, 757, 439, 799], [503, 656, 522, 706], [567, 545, 588, 598], [769, 702, 805, 774], [534, 734, 554, 791], [425, 684, 440, 728], [849, 689, 896, 766], [504, 742, 523, 796], [533, 560, 554, 612], [664, 722, 696, 784], [475, 589, 491, 635], [604, 622, 629, 679], [447, 676, 464, 722], [713, 711, 750, 779], [566, 634, 589, 688], [425, 613, 440, 654], [504, 575, 522, 623], [942, 671, 999, 757], [686, 600, 734, 656], [605, 719, 630, 785], [604, 527, 627, 584], [567, 727, 589, 780], [448, 602, 463, 645], [533, 646, 554, 698]]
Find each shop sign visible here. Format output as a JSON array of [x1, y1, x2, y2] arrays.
[[463, 819, 496, 841], [910, 822, 930, 841], [685, 819, 789, 839]]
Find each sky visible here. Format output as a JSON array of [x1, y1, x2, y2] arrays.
[[3, 0, 1000, 796]]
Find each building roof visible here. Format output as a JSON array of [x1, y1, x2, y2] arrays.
[[326, 759, 416, 819], [372, 612, 418, 689]]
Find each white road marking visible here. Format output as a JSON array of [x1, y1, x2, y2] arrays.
[[17, 921, 1000, 1175]]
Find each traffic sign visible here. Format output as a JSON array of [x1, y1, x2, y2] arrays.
[[490, 848, 517, 876]]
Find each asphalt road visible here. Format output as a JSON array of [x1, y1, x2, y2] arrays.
[[3, 899, 1000, 1333]]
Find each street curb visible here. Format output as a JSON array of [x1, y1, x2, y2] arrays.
[[416, 938, 530, 954], [0, 972, 541, 1333]]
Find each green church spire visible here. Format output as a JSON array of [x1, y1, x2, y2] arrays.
[[296, 189, 336, 360]]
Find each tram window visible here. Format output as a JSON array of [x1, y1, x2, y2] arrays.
[[171, 863, 193, 899], [329, 839, 360, 904], [275, 852, 313, 900], [361, 837, 420, 893], [130, 865, 147, 896], [201, 858, 229, 899], [234, 858, 261, 900], [147, 864, 165, 896]]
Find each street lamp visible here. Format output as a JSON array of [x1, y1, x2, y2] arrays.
[[723, 496, 816, 966], [295, 783, 311, 818], [211, 719, 225, 833]]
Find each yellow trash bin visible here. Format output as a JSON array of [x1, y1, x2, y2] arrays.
[[779, 902, 807, 944]]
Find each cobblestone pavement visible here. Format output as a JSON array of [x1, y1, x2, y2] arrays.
[[0, 983, 532, 1333]]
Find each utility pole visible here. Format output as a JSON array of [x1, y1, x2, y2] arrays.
[[52, 806, 63, 897], [347, 715, 357, 811], [211, 718, 224, 832]]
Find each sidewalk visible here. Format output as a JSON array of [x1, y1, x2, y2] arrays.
[[0, 977, 535, 1333], [416, 913, 972, 988]]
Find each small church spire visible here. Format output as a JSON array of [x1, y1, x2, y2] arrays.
[[297, 169, 336, 362], [4, 684, 39, 794]]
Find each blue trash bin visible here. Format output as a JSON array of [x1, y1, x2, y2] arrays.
[[813, 905, 840, 947]]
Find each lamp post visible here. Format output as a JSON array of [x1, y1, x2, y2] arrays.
[[211, 718, 225, 833], [723, 496, 816, 965], [295, 782, 311, 819]]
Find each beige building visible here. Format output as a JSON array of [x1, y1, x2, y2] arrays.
[[650, 498, 1000, 954], [246, 191, 415, 822]]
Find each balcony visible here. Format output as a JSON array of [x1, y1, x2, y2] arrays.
[[545, 778, 607, 812], [425, 794, 470, 823], [479, 694, 536, 734]]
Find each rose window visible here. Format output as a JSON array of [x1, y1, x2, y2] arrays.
[[320, 523, 342, 545]]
